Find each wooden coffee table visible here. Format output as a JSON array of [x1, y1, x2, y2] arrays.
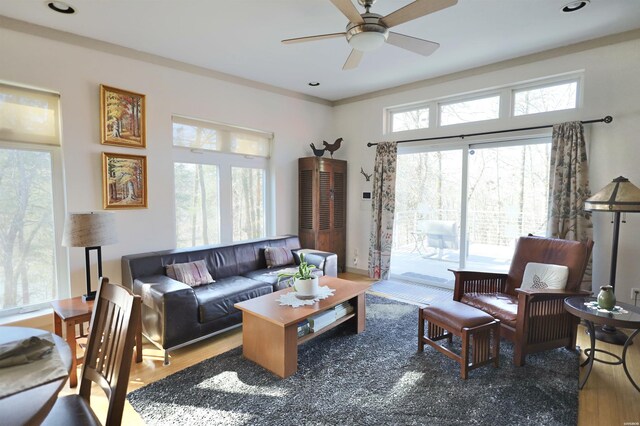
[[235, 276, 370, 378]]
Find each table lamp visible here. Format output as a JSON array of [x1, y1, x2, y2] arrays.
[[585, 176, 640, 345], [62, 212, 117, 301]]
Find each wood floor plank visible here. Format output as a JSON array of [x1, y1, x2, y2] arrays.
[[57, 273, 640, 425]]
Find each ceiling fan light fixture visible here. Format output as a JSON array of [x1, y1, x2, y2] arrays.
[[348, 31, 386, 52]]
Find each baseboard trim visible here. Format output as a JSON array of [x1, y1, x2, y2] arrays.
[[345, 267, 369, 276]]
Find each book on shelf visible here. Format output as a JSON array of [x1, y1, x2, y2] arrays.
[[309, 309, 336, 333], [297, 319, 310, 338]]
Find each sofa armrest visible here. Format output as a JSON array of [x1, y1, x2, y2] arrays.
[[293, 249, 338, 277], [133, 275, 199, 348], [515, 288, 591, 298], [449, 269, 508, 301]]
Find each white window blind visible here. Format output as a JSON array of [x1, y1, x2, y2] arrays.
[[0, 83, 61, 146], [173, 115, 272, 157]]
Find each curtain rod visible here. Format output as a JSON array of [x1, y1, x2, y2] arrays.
[[366, 115, 613, 147]]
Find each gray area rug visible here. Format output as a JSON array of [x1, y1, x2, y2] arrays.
[[128, 295, 579, 426], [371, 279, 452, 306]]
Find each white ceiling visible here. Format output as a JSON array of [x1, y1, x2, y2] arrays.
[[1, 0, 640, 102]]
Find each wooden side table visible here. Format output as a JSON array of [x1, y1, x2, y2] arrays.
[[51, 296, 143, 388]]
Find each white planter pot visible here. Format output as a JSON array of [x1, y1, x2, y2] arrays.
[[294, 276, 319, 299]]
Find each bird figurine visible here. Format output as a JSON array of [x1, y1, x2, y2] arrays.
[[323, 137, 343, 158], [310, 143, 325, 157], [360, 167, 372, 182]]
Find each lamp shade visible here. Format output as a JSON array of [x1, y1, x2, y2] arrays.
[[62, 212, 117, 247], [584, 176, 640, 212]]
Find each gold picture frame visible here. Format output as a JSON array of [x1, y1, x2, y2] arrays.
[[100, 85, 146, 148], [102, 152, 148, 209]]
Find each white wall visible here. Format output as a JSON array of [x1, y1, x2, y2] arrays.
[[334, 37, 640, 303], [0, 27, 334, 297]]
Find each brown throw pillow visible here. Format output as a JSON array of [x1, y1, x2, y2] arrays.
[[165, 260, 214, 287], [264, 247, 294, 268]]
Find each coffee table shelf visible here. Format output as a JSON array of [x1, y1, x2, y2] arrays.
[[235, 277, 370, 378], [298, 312, 356, 344]]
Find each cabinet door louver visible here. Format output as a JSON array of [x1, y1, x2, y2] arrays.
[[333, 172, 345, 229], [319, 171, 331, 230], [299, 169, 313, 229], [298, 157, 347, 272]]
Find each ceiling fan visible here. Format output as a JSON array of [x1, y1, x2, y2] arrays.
[[282, 0, 457, 70]]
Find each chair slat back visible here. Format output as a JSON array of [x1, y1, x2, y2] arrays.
[[79, 277, 140, 426]]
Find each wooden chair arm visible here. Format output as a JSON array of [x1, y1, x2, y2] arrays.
[[449, 269, 508, 301], [515, 288, 591, 301]]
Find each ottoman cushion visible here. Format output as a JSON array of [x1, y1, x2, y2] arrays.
[[424, 300, 495, 332]]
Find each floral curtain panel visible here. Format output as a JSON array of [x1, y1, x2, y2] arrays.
[[548, 121, 593, 290], [368, 141, 397, 280]]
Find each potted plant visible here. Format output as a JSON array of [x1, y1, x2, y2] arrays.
[[278, 253, 319, 299]]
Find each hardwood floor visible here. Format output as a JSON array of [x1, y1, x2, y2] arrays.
[[58, 273, 640, 425]]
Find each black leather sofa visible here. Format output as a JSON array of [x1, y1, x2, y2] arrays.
[[121, 235, 337, 363]]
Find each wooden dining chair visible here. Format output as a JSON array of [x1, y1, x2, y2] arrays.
[[43, 277, 140, 426]]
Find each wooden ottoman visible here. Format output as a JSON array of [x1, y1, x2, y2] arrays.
[[419, 300, 500, 379]]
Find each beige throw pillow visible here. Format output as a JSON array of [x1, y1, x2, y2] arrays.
[[165, 260, 214, 287], [521, 262, 569, 290]]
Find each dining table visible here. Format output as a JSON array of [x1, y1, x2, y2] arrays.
[[0, 326, 72, 425]]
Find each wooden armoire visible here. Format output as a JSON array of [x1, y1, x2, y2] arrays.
[[298, 157, 347, 272]]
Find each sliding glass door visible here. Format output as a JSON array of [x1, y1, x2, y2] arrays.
[[391, 148, 463, 286], [390, 137, 550, 288]]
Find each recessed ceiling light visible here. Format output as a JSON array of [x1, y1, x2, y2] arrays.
[[47, 1, 75, 14], [308, 82, 320, 87], [562, 0, 589, 12]]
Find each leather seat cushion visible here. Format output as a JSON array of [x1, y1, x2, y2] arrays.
[[461, 293, 518, 327], [42, 395, 100, 426], [193, 276, 272, 323], [423, 300, 495, 332]]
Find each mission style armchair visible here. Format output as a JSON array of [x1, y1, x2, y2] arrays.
[[451, 236, 594, 366]]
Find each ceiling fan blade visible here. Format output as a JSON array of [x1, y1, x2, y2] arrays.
[[386, 32, 440, 56], [330, 0, 364, 24], [343, 49, 364, 70], [380, 0, 457, 28], [282, 32, 346, 44]]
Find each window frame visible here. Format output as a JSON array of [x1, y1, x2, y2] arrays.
[[384, 72, 585, 134]]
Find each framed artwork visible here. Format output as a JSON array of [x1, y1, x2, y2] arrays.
[[100, 85, 146, 148], [102, 152, 148, 209]]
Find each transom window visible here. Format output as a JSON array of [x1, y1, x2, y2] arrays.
[[390, 107, 429, 132], [385, 73, 582, 133], [439, 95, 500, 126], [513, 80, 578, 116]]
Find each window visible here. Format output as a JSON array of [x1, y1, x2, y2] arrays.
[[390, 107, 429, 132], [513, 80, 578, 116], [439, 95, 500, 126], [0, 83, 67, 316], [174, 163, 220, 247], [232, 167, 265, 241], [172, 116, 271, 245]]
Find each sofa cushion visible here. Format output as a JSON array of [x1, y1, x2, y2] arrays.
[[165, 260, 214, 287], [521, 262, 569, 290], [461, 293, 518, 328], [264, 247, 294, 268], [193, 276, 272, 323]]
